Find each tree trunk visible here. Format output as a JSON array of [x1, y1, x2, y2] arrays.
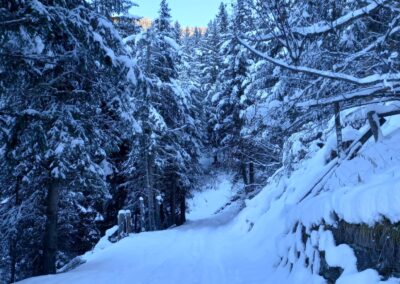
[[170, 178, 176, 226], [334, 102, 343, 158], [241, 162, 249, 193], [144, 145, 155, 231], [154, 192, 161, 230], [10, 176, 22, 282], [143, 40, 156, 231], [134, 208, 139, 233], [160, 203, 166, 228], [241, 162, 248, 184], [249, 162, 255, 191], [10, 237, 17, 283], [43, 180, 60, 275], [213, 154, 218, 165], [139, 197, 146, 232], [178, 189, 186, 226]]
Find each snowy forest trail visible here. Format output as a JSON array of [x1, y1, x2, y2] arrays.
[[19, 172, 277, 284]]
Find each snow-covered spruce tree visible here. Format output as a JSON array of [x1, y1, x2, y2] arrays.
[[202, 4, 230, 164], [241, 56, 285, 179], [199, 20, 221, 94], [239, 0, 296, 178], [209, 0, 256, 189], [90, 0, 141, 40], [124, 0, 202, 231], [172, 21, 182, 44], [95, 1, 144, 234], [90, 0, 133, 19], [0, 0, 139, 281], [178, 24, 208, 174], [216, 2, 229, 35]]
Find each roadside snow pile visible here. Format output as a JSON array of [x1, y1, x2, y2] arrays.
[[57, 226, 118, 273]]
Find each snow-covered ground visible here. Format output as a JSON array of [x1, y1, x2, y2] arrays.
[[187, 172, 236, 220], [20, 171, 277, 284], [19, 115, 400, 284]]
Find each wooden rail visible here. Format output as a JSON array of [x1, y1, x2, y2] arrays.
[[298, 108, 400, 204]]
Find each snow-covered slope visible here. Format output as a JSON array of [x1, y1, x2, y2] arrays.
[[19, 117, 400, 284], [232, 115, 400, 284]]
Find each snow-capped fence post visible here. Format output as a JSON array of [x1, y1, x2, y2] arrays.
[[334, 102, 344, 158], [118, 211, 126, 240], [155, 194, 162, 230], [125, 210, 133, 234], [118, 210, 133, 240], [367, 111, 382, 142], [139, 197, 146, 232]]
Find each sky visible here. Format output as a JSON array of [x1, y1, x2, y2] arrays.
[[131, 0, 229, 27]]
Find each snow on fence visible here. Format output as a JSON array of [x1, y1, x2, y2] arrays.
[[299, 108, 400, 204], [117, 210, 133, 240]]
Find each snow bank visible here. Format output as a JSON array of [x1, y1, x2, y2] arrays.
[[229, 115, 400, 283]]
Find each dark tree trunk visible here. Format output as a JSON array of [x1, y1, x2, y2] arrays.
[[145, 151, 155, 231], [241, 162, 249, 193], [10, 176, 22, 283], [160, 203, 166, 228], [134, 208, 139, 233], [241, 162, 248, 185], [43, 180, 60, 275], [155, 195, 161, 230], [249, 162, 255, 191], [178, 190, 186, 226], [139, 197, 146, 232], [10, 238, 17, 283], [170, 178, 177, 226]]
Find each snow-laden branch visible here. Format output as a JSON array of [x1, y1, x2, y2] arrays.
[[238, 37, 400, 85], [0, 17, 31, 26], [248, 0, 390, 42], [296, 85, 400, 108]]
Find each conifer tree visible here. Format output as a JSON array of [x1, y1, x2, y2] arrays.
[[0, 0, 140, 280], [208, 0, 255, 187], [125, 0, 202, 231]]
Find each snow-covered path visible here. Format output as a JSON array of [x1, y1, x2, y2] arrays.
[[20, 172, 279, 284]]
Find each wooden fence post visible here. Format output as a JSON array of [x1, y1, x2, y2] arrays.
[[139, 197, 146, 232], [334, 102, 343, 158], [125, 210, 132, 234], [367, 111, 382, 142], [118, 211, 126, 240], [118, 210, 133, 240]]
